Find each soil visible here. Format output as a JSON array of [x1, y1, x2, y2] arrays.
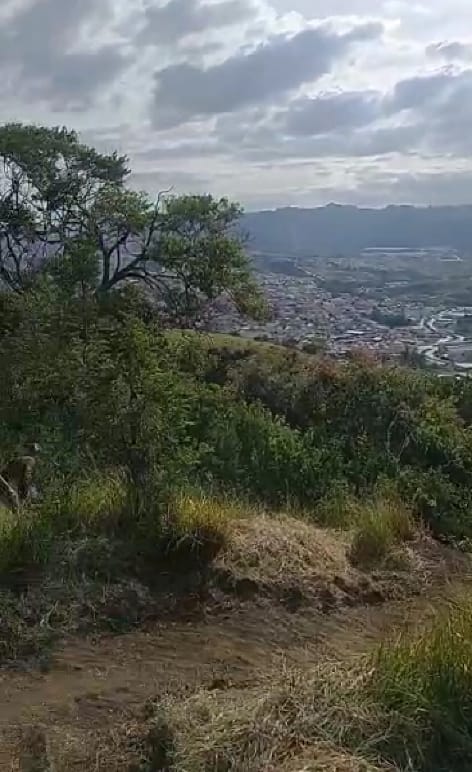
[[1, 519, 471, 771]]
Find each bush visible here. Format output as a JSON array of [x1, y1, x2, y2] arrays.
[[197, 398, 343, 507]]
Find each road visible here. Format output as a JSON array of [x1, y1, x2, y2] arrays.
[[417, 310, 469, 368]]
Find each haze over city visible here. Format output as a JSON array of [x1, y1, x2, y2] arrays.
[[2, 0, 472, 209]]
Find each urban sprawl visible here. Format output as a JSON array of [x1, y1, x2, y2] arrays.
[[210, 246, 472, 375]]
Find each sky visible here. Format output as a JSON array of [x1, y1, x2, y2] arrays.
[[2, 0, 472, 209]]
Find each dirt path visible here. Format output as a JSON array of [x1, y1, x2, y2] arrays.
[[1, 578, 469, 769], [0, 575, 470, 770]]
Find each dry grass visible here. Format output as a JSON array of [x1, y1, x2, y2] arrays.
[[134, 661, 391, 772], [170, 492, 248, 536], [13, 602, 472, 772], [133, 597, 472, 771], [219, 513, 351, 586], [214, 512, 447, 612], [160, 492, 253, 566]]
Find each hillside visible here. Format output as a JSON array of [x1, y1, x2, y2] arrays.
[[242, 204, 472, 256], [4, 124, 472, 771]]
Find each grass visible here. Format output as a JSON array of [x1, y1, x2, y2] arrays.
[[136, 661, 382, 771], [161, 492, 248, 565], [217, 512, 350, 590], [165, 329, 281, 352], [314, 487, 361, 528], [371, 598, 472, 769], [131, 597, 472, 772], [0, 470, 129, 577], [0, 504, 54, 575], [47, 468, 128, 531], [349, 497, 416, 568]]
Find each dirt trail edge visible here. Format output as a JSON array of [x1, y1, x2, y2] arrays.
[[0, 580, 469, 741]]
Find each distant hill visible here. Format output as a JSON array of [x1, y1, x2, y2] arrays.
[[242, 204, 472, 257]]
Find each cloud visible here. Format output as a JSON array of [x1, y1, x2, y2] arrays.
[[181, 66, 472, 165], [387, 70, 461, 112], [426, 40, 472, 61], [140, 0, 257, 45], [342, 168, 472, 207], [0, 0, 130, 108], [3, 0, 472, 208], [151, 20, 383, 126], [280, 90, 383, 135]]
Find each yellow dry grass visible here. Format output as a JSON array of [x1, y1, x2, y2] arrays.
[[219, 513, 351, 586]]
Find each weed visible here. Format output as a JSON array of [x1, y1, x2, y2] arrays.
[[314, 487, 361, 528]]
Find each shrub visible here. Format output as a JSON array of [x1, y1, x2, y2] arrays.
[[314, 485, 361, 528]]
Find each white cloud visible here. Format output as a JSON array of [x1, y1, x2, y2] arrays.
[[1, 0, 472, 207]]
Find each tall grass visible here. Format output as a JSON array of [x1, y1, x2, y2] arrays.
[[0, 470, 129, 576], [370, 598, 472, 769], [161, 492, 247, 564], [349, 497, 416, 568], [46, 469, 128, 531]]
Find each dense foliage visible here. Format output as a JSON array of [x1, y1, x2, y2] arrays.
[[0, 123, 264, 324], [1, 123, 472, 584], [3, 275, 472, 553]]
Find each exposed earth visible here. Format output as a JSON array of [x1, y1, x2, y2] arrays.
[[1, 516, 471, 771]]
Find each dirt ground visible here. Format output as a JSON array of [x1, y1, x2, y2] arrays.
[[1, 517, 471, 770], [1, 582, 470, 771]]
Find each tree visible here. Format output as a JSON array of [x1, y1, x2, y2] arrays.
[[0, 123, 264, 326]]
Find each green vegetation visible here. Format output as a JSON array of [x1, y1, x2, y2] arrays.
[[4, 124, 472, 769], [349, 496, 415, 568], [371, 600, 472, 769], [1, 125, 472, 576]]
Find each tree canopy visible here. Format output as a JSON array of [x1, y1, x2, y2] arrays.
[[0, 122, 264, 325]]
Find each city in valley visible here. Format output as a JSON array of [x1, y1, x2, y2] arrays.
[[209, 245, 472, 375]]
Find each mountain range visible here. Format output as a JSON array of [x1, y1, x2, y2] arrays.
[[241, 204, 472, 256]]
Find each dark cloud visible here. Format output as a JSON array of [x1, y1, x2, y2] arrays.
[[151, 20, 383, 126], [384, 69, 472, 155], [0, 0, 129, 108], [188, 67, 472, 164], [281, 90, 383, 135], [426, 40, 472, 61], [228, 122, 420, 162], [388, 71, 459, 112], [140, 0, 256, 45]]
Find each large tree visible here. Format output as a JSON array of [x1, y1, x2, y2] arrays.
[[0, 123, 264, 325]]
